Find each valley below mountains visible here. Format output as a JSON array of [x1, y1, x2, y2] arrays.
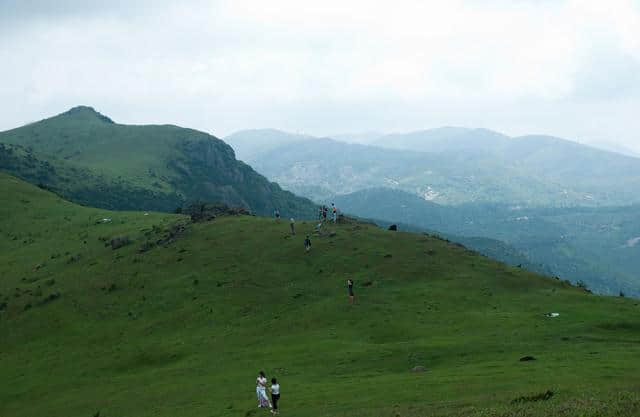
[[3, 110, 637, 298], [3, 109, 640, 416], [227, 128, 640, 296]]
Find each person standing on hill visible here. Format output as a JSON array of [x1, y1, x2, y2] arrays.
[[256, 371, 271, 409], [347, 279, 355, 304], [304, 235, 312, 252], [332, 203, 337, 223], [269, 377, 280, 415], [274, 209, 280, 222], [290, 218, 296, 235]]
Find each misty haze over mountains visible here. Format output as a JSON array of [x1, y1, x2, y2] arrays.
[[226, 127, 640, 207], [3, 1, 640, 414], [331, 131, 640, 158], [3, 107, 638, 297], [226, 127, 640, 296]]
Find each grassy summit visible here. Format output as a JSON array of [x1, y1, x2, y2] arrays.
[[0, 106, 314, 217], [1, 172, 640, 417]]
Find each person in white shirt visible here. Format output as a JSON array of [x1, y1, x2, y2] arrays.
[[269, 377, 280, 414], [256, 371, 271, 408]]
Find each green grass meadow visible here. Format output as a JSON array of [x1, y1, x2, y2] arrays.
[[2, 172, 640, 416]]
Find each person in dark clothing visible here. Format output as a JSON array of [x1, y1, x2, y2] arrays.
[[274, 209, 280, 222], [304, 235, 311, 252], [347, 279, 354, 304], [270, 377, 280, 414]]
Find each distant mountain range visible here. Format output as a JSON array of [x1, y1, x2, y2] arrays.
[[226, 128, 640, 295], [224, 128, 316, 162], [4, 112, 639, 295], [333, 128, 640, 158], [226, 128, 640, 207], [585, 140, 640, 158], [0, 107, 315, 217], [334, 187, 640, 296]]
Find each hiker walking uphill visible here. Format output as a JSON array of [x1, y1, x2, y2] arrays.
[[347, 279, 355, 304], [274, 209, 280, 222], [332, 203, 337, 223], [290, 218, 296, 235], [304, 235, 312, 252]]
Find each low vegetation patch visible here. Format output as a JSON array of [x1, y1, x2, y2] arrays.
[[511, 390, 554, 404]]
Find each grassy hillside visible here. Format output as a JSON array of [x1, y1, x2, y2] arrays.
[[2, 173, 640, 417], [357, 215, 554, 278], [335, 187, 640, 297], [0, 142, 185, 210], [0, 107, 315, 217]]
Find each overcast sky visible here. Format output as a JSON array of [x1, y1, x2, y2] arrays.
[[1, 0, 639, 150]]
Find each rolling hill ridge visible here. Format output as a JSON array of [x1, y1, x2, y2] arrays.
[[0, 107, 315, 217], [335, 187, 640, 297], [2, 172, 640, 416], [227, 128, 640, 207], [226, 128, 640, 297]]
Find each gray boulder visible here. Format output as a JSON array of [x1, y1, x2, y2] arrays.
[[110, 236, 131, 250]]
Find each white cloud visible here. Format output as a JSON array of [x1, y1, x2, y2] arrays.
[[0, 0, 638, 150]]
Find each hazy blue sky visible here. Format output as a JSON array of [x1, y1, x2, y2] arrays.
[[1, 0, 639, 151]]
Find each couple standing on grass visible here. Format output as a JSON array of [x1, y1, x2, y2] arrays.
[[317, 203, 338, 223], [256, 371, 281, 414]]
